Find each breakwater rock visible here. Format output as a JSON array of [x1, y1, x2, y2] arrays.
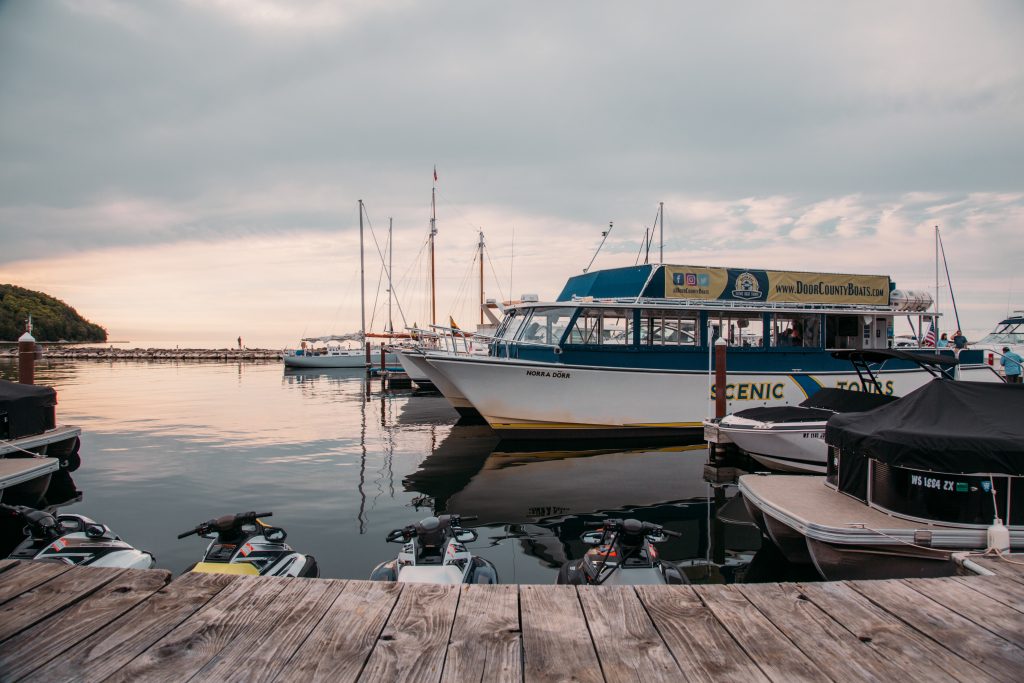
[[4, 346, 283, 362]]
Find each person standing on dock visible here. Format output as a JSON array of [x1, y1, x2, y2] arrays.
[[1002, 346, 1022, 383], [237, 336, 242, 349]]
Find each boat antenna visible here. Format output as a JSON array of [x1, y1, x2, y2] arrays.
[[430, 167, 438, 326], [584, 221, 613, 273], [359, 200, 366, 346], [659, 201, 664, 264], [937, 227, 962, 333]]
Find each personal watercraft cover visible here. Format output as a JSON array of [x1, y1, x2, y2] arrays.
[[732, 388, 896, 424], [0, 380, 57, 439], [825, 380, 1024, 474]]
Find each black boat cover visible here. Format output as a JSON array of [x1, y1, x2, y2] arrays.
[[0, 380, 57, 440], [732, 388, 896, 424], [826, 380, 1024, 475]]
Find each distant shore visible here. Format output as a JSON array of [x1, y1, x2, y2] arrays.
[[1, 346, 282, 361]]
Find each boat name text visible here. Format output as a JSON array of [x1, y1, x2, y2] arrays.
[[526, 369, 572, 379]]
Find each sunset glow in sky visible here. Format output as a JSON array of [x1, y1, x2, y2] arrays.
[[1, 1, 1022, 347]]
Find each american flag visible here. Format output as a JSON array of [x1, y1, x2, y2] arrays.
[[922, 323, 936, 347]]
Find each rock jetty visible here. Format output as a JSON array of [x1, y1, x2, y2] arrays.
[[3, 346, 283, 362]]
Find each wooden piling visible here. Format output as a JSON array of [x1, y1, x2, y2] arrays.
[[18, 331, 36, 385]]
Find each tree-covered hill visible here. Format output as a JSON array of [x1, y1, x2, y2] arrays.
[[0, 284, 107, 342]]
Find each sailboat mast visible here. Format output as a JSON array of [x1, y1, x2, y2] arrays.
[[934, 225, 940, 336], [359, 200, 366, 360], [387, 217, 393, 334], [478, 230, 485, 325], [430, 184, 437, 326]]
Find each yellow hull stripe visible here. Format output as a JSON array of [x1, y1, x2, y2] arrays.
[[190, 561, 260, 576]]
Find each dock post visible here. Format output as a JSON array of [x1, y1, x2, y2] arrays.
[[18, 323, 36, 385], [714, 337, 728, 462], [380, 343, 386, 375]]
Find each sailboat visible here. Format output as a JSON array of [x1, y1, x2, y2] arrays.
[[283, 201, 396, 369]]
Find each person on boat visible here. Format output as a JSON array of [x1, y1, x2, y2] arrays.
[[937, 332, 949, 348], [790, 322, 803, 347], [1002, 346, 1023, 384], [952, 330, 968, 357]]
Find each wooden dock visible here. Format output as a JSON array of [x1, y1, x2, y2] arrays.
[[0, 558, 1022, 682]]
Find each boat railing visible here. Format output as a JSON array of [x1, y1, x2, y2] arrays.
[[427, 325, 562, 357], [568, 296, 907, 314]]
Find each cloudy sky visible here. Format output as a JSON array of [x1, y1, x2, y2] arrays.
[[1, 0, 1022, 346]]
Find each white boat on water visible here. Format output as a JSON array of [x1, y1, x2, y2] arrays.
[[972, 310, 1024, 372], [282, 336, 396, 368], [423, 263, 1001, 439]]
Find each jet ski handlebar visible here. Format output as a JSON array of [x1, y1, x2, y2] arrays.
[[0, 503, 59, 539], [384, 514, 478, 542], [177, 511, 273, 539], [583, 518, 681, 538]]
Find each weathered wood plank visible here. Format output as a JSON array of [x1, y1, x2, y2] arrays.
[[104, 575, 286, 683], [904, 578, 1024, 648], [357, 582, 460, 683], [635, 584, 769, 683], [737, 582, 908, 682], [0, 566, 124, 642], [0, 561, 72, 606], [852, 579, 1024, 683], [0, 568, 170, 681], [441, 584, 521, 683], [279, 580, 401, 683], [29, 571, 234, 682], [950, 576, 1024, 613], [577, 585, 682, 682], [693, 584, 827, 682], [970, 555, 1024, 583], [520, 584, 602, 683], [0, 559, 17, 575], [192, 578, 346, 683], [797, 581, 989, 683]]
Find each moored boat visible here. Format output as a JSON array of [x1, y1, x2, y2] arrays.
[[740, 380, 1024, 580], [425, 263, 998, 439]]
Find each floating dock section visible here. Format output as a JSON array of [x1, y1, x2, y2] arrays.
[[0, 559, 1021, 681]]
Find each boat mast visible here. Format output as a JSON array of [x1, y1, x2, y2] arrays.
[[478, 230, 485, 325], [359, 200, 366, 360], [387, 216, 394, 335], [934, 225, 939, 338], [430, 169, 438, 326]]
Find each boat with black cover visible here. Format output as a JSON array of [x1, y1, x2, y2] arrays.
[[740, 380, 1024, 579]]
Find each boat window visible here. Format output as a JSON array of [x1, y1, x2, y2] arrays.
[[496, 311, 526, 341], [707, 313, 762, 347], [568, 308, 633, 345], [824, 315, 862, 349], [771, 314, 821, 348], [516, 307, 576, 345], [641, 310, 699, 346]]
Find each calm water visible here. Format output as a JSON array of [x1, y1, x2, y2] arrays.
[[1, 358, 790, 583]]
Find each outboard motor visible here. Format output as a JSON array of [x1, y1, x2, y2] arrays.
[[557, 517, 687, 586], [370, 514, 498, 584], [178, 511, 317, 578], [1, 503, 154, 569]]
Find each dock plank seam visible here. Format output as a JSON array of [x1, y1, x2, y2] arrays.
[[901, 578, 1024, 648], [341, 582, 406, 683], [574, 585, 609, 683], [948, 576, 1024, 614], [434, 577, 465, 682]]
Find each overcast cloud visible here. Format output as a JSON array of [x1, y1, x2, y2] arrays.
[[1, 0, 1022, 345]]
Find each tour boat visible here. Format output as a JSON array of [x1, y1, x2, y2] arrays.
[[424, 263, 999, 439], [711, 349, 961, 474], [740, 380, 1024, 580]]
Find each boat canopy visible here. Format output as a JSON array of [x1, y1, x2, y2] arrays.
[[826, 381, 1024, 475], [558, 264, 893, 307], [0, 379, 56, 439]]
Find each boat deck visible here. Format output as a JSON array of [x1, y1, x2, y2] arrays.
[[0, 458, 58, 492], [0, 425, 80, 457], [0, 559, 1022, 682]]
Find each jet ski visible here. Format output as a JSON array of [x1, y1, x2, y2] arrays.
[[370, 514, 498, 584], [557, 517, 687, 586], [177, 511, 318, 578]]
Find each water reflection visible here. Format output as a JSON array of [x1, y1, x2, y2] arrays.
[[2, 358, 780, 582]]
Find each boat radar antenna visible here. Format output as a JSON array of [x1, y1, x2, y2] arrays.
[[584, 222, 613, 273]]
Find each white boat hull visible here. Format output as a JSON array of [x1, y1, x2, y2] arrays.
[[396, 350, 478, 416], [426, 355, 992, 439], [717, 416, 828, 474], [282, 351, 397, 368]]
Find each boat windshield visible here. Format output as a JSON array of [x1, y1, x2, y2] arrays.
[[516, 307, 576, 346]]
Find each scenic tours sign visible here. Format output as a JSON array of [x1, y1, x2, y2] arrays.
[[664, 266, 890, 305]]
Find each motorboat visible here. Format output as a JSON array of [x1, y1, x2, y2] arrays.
[[740, 380, 1024, 580], [424, 263, 1001, 439], [711, 350, 958, 474], [282, 336, 396, 369], [971, 311, 1024, 372]]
